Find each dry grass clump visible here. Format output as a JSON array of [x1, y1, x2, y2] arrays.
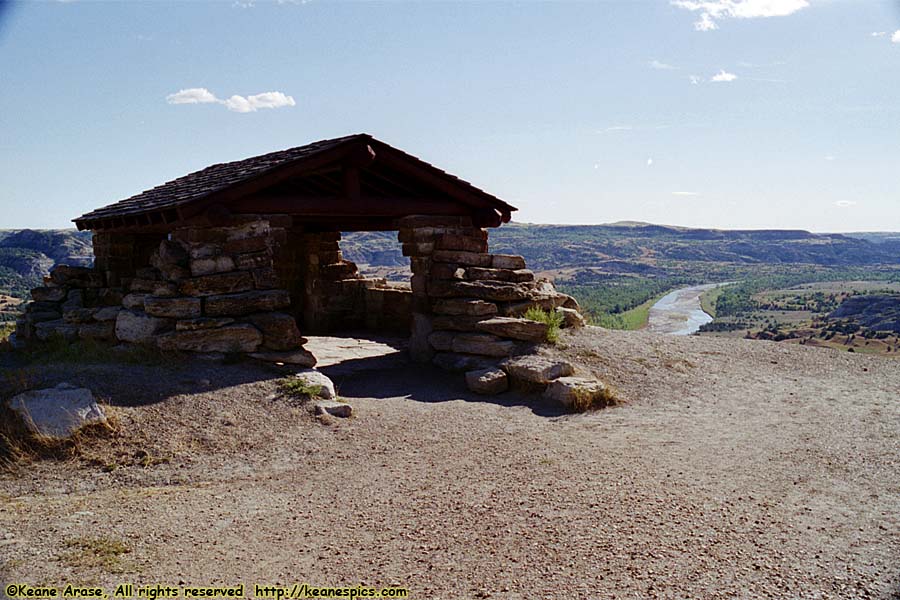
[[0, 322, 15, 348], [0, 404, 117, 471], [0, 369, 118, 470], [568, 382, 620, 413], [62, 537, 132, 572]]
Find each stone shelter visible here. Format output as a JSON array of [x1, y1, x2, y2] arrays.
[[15, 134, 584, 380]]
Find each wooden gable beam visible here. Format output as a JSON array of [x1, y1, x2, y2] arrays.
[[181, 141, 377, 219], [373, 144, 511, 218]]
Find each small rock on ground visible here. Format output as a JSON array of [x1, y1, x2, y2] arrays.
[[314, 401, 352, 418], [465, 368, 509, 395]]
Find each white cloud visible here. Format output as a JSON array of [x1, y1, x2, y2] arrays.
[[892, 30, 900, 43], [647, 158, 654, 166], [166, 88, 295, 113], [222, 91, 296, 113], [672, 191, 700, 196], [871, 32, 886, 37], [597, 125, 634, 133], [695, 12, 719, 30], [834, 200, 857, 208], [166, 88, 219, 105], [650, 59, 678, 70], [711, 69, 738, 82], [672, 0, 810, 31], [689, 75, 703, 84]]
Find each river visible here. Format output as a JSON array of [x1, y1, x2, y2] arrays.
[[646, 283, 720, 336]]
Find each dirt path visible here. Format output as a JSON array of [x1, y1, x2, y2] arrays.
[[2, 328, 899, 599]]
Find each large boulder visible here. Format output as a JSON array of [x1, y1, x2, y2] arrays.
[[115, 310, 173, 343], [465, 368, 509, 395], [475, 316, 549, 342], [156, 324, 262, 353], [8, 383, 107, 439], [205, 290, 290, 316], [247, 312, 305, 351], [500, 355, 574, 385], [292, 369, 336, 399], [543, 377, 610, 410]]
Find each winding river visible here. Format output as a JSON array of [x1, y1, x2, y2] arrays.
[[646, 283, 720, 336]]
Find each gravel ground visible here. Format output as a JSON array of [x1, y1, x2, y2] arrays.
[[1, 327, 899, 599]]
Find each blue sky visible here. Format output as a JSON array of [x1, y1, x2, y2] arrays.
[[1, 0, 898, 232]]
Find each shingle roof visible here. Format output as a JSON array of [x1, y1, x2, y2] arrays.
[[74, 134, 515, 228]]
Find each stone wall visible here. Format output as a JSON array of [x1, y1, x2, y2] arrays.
[[16, 216, 315, 366], [398, 215, 583, 372], [15, 265, 125, 346]]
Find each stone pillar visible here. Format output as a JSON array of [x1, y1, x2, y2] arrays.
[[397, 214, 583, 371]]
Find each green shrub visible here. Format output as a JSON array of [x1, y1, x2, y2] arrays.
[[277, 377, 323, 399], [523, 307, 564, 343]]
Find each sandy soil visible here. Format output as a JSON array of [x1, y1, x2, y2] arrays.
[[1, 328, 899, 599]]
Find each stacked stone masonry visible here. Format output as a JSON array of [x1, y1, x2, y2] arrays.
[[16, 213, 586, 399], [16, 217, 316, 366], [398, 215, 584, 376]]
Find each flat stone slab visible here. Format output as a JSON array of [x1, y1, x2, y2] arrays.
[[451, 333, 516, 357], [500, 355, 575, 385], [543, 376, 609, 410], [475, 316, 549, 342], [465, 368, 509, 395], [250, 348, 317, 367], [8, 383, 107, 439], [314, 401, 352, 418], [303, 335, 406, 370], [157, 324, 262, 353]]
